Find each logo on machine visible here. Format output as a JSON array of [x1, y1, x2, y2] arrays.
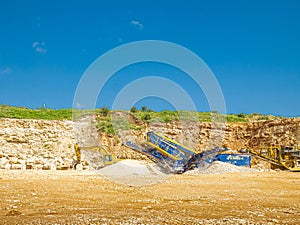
[[226, 155, 244, 161]]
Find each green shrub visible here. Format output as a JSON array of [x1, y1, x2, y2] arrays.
[[142, 113, 151, 122], [130, 106, 138, 113], [237, 113, 245, 118], [141, 106, 147, 112], [99, 107, 109, 117]]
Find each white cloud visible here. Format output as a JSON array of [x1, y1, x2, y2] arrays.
[[130, 20, 144, 30], [0, 67, 12, 75], [35, 47, 47, 54], [32, 41, 47, 55], [32, 42, 39, 48]]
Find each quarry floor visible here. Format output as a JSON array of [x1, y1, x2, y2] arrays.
[[0, 170, 299, 225]]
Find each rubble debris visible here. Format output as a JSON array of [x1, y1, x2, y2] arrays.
[[185, 161, 256, 175]]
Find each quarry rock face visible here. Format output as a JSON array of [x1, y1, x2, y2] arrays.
[[111, 118, 300, 159], [0, 118, 77, 170], [0, 117, 299, 170]]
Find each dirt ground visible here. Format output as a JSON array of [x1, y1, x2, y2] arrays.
[[0, 170, 299, 225]]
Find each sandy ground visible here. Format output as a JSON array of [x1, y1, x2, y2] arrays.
[[0, 168, 299, 224]]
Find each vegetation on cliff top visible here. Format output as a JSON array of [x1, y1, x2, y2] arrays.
[[0, 104, 285, 125], [0, 105, 73, 120]]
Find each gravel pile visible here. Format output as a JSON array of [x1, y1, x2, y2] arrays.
[[185, 161, 256, 175], [98, 160, 168, 185]]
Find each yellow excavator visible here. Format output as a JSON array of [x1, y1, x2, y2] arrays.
[[74, 143, 119, 169], [247, 145, 300, 172]]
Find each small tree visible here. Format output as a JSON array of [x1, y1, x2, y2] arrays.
[[100, 107, 109, 117], [141, 106, 147, 112], [130, 106, 138, 113]]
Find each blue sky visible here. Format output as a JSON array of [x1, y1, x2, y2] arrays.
[[0, 0, 299, 116]]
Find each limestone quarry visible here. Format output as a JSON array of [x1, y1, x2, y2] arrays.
[[0, 117, 299, 171], [1, 116, 300, 224]]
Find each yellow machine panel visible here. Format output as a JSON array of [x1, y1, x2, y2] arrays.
[[249, 145, 300, 172]]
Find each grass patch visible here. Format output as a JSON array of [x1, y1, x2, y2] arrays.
[[226, 114, 248, 122], [0, 104, 290, 132], [95, 114, 114, 134], [0, 105, 72, 120]]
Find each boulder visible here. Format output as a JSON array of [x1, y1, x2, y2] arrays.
[[75, 163, 83, 171], [32, 164, 43, 170], [42, 163, 56, 170], [11, 164, 23, 170], [4, 163, 11, 170]]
